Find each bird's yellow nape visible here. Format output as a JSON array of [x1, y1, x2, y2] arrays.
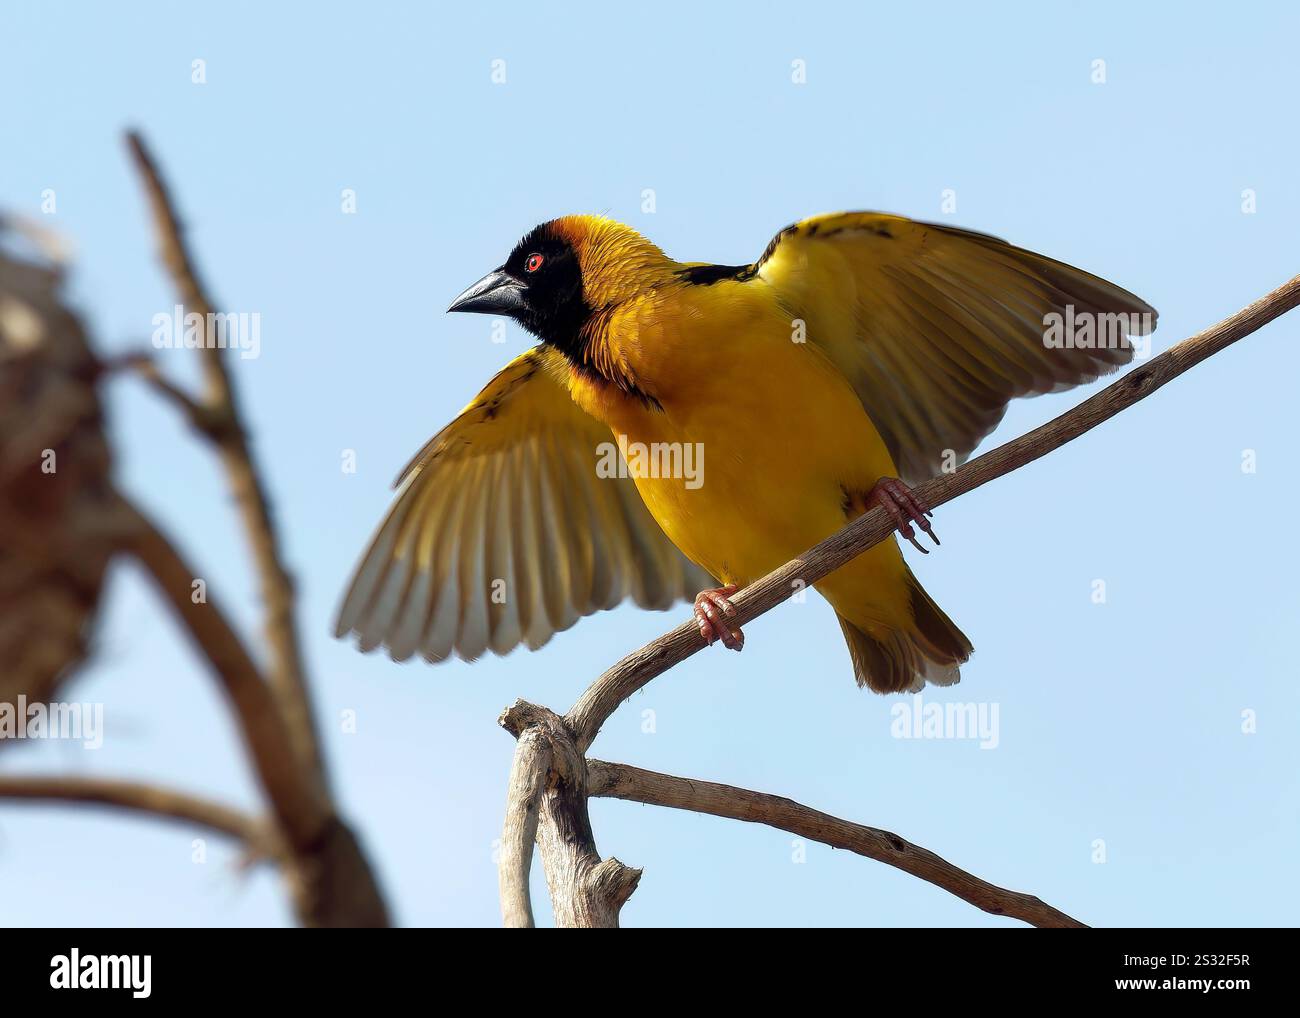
[[545, 215, 674, 308]]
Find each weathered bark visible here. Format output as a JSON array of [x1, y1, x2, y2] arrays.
[[498, 727, 550, 927], [499, 702, 640, 928]]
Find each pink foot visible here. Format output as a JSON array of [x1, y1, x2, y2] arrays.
[[693, 584, 744, 651], [868, 477, 940, 554]]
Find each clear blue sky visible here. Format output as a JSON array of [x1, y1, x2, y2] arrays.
[[2, 1, 1296, 927]]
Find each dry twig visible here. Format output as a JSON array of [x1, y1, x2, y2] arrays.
[[588, 761, 1084, 927]]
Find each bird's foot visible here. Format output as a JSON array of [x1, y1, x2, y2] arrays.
[[694, 584, 744, 650], [868, 477, 939, 554]]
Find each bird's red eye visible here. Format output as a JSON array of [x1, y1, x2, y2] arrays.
[[525, 253, 544, 273]]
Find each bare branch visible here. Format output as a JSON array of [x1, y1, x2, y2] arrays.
[[499, 701, 640, 927], [0, 774, 277, 857], [498, 726, 550, 928], [124, 131, 324, 782], [588, 761, 1084, 928], [566, 274, 1300, 752]]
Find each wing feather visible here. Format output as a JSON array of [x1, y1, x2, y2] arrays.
[[335, 345, 711, 662], [454, 457, 492, 661]]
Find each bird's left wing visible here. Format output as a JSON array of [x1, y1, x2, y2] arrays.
[[335, 345, 712, 662], [753, 212, 1157, 483]]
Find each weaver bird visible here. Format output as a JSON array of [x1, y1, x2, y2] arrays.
[[336, 212, 1155, 692]]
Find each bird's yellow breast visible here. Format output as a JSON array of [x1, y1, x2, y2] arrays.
[[566, 279, 904, 594]]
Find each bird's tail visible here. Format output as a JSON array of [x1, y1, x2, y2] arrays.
[[835, 567, 973, 694]]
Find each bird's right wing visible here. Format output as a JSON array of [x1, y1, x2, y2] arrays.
[[334, 345, 712, 663]]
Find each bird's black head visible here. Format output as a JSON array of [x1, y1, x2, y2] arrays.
[[448, 220, 593, 359]]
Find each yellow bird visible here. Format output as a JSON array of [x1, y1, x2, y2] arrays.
[[335, 212, 1155, 693]]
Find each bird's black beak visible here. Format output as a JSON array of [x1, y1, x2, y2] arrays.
[[447, 268, 526, 316]]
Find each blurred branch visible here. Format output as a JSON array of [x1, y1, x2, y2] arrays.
[[118, 495, 389, 927], [0, 775, 277, 857], [106, 352, 231, 441], [504, 273, 1300, 927], [587, 761, 1084, 928], [125, 131, 323, 782], [0, 136, 389, 927], [119, 132, 389, 926], [117, 496, 331, 849]]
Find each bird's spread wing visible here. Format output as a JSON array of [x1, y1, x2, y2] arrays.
[[335, 345, 712, 662], [754, 212, 1157, 483]]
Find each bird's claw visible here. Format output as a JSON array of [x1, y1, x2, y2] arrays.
[[868, 477, 940, 553], [694, 584, 744, 651]]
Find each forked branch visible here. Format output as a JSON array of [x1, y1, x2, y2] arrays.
[[499, 701, 640, 928]]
